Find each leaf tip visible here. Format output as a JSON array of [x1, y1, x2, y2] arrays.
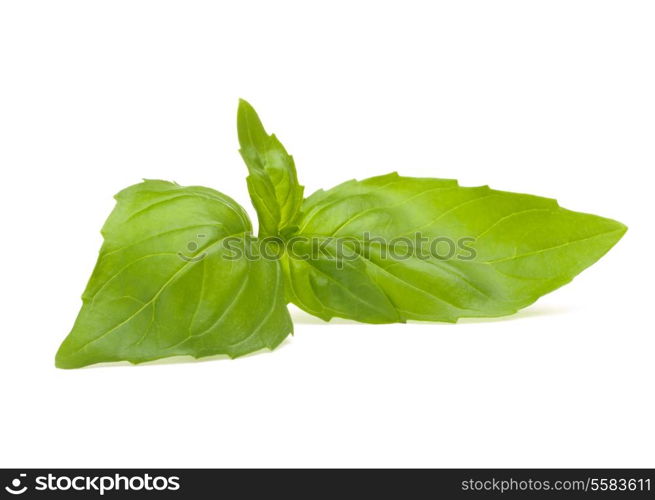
[[54, 345, 77, 370], [237, 98, 258, 121]]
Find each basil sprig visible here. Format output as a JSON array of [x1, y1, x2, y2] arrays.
[[56, 100, 626, 368]]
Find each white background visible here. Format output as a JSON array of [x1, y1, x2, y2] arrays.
[[1, 1, 653, 467]]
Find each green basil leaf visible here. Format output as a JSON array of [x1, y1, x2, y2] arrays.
[[56, 180, 292, 369], [281, 238, 401, 323], [285, 173, 626, 323], [237, 99, 304, 237]]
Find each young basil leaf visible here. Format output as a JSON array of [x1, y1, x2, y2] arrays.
[[285, 173, 627, 323], [237, 99, 304, 237], [56, 180, 292, 369]]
